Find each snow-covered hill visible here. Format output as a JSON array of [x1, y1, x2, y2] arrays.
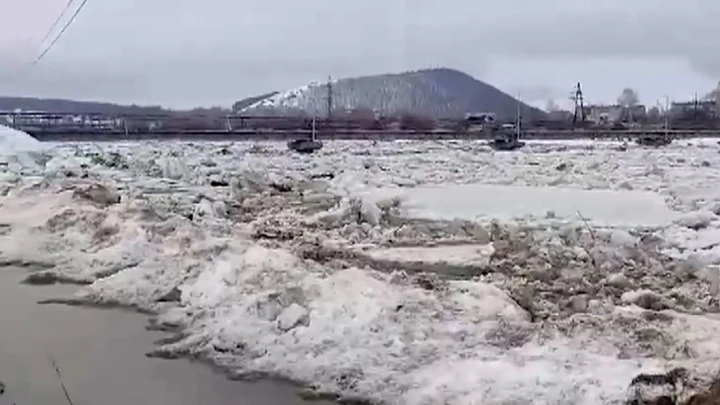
[[239, 68, 546, 120]]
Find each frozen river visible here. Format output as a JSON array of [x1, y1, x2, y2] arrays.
[[4, 124, 720, 404]]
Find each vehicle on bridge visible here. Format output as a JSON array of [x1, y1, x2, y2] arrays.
[[489, 123, 526, 151], [287, 117, 323, 154]]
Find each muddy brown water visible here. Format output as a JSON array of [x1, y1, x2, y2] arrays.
[[0, 267, 334, 405]]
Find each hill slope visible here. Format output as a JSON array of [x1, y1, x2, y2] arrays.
[[232, 92, 279, 113], [0, 96, 172, 115], [240, 68, 546, 120]]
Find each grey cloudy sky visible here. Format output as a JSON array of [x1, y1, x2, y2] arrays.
[[1, 0, 719, 109]]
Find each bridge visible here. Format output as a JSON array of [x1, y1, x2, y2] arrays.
[[20, 128, 720, 142], [4, 111, 720, 142]]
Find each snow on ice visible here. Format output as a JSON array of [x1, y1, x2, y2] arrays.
[[357, 183, 677, 227], [0, 124, 43, 154], [4, 136, 720, 404]]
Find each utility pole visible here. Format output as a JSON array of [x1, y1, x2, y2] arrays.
[[516, 93, 521, 138], [326, 76, 333, 119], [664, 96, 670, 139]]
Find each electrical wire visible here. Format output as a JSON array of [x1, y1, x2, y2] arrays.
[[39, 0, 78, 45], [32, 0, 90, 66]]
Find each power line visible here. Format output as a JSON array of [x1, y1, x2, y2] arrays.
[[39, 0, 78, 45], [32, 0, 90, 66]]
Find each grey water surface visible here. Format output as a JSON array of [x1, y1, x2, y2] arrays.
[[0, 267, 331, 405]]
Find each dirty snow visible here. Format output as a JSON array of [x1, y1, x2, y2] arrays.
[[3, 138, 720, 404]]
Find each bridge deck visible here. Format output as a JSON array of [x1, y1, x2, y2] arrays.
[[21, 129, 720, 142]]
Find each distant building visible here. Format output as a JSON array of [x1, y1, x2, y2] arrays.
[[464, 112, 496, 132], [82, 118, 116, 129], [670, 99, 718, 118], [464, 112, 496, 123], [8, 110, 59, 126], [585, 104, 646, 125], [586, 105, 622, 125], [626, 105, 647, 122], [547, 110, 572, 121]]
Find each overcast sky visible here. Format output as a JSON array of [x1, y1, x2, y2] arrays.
[[1, 0, 719, 110]]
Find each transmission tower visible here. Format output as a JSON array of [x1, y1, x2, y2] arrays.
[[572, 82, 586, 126]]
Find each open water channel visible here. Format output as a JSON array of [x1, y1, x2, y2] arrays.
[[0, 267, 332, 405]]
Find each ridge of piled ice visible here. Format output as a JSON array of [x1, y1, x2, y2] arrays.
[[0, 124, 43, 154]]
